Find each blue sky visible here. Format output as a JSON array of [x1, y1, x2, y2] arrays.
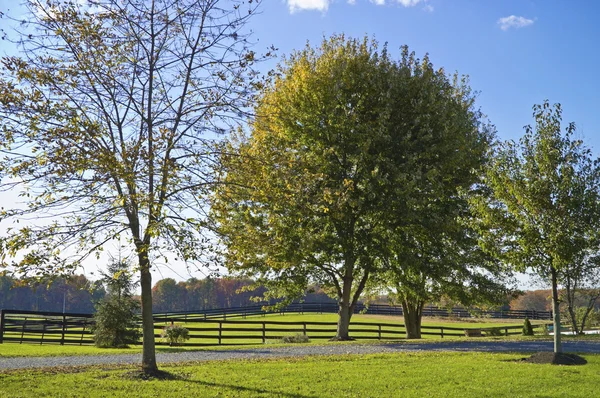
[[250, 0, 600, 151]]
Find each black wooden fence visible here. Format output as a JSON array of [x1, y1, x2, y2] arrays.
[[0, 304, 551, 346], [152, 303, 552, 322]]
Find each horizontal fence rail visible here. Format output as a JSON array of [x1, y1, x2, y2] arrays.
[[151, 303, 553, 322], [0, 304, 552, 346]]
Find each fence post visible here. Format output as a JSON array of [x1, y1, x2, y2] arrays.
[[262, 322, 266, 343], [441, 327, 444, 339], [504, 327, 508, 336], [303, 322, 307, 336], [61, 314, 66, 345], [0, 311, 4, 344], [378, 325, 381, 340], [20, 318, 27, 344], [218, 322, 222, 345], [41, 322, 46, 345]]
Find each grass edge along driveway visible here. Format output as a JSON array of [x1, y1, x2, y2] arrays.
[[0, 351, 598, 398]]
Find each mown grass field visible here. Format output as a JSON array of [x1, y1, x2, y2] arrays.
[[0, 351, 598, 397], [0, 313, 550, 357]]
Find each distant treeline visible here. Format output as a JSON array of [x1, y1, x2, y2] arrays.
[[151, 277, 337, 313], [510, 289, 600, 312], [0, 274, 105, 313], [0, 274, 336, 313]]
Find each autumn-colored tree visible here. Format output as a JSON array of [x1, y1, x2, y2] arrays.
[[0, 0, 263, 374], [510, 290, 551, 312]]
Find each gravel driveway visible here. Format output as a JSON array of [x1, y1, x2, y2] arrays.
[[2, 340, 600, 371]]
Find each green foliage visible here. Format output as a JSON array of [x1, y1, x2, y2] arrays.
[[562, 306, 600, 333], [161, 324, 190, 346], [472, 101, 600, 275], [471, 101, 600, 352], [213, 34, 499, 339], [93, 296, 141, 348], [93, 259, 141, 348], [280, 333, 311, 344], [522, 318, 534, 336], [485, 328, 503, 337]]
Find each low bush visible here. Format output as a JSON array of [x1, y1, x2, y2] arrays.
[[522, 318, 534, 336], [485, 327, 503, 337], [161, 324, 190, 346], [281, 333, 310, 344]]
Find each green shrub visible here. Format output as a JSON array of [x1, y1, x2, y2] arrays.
[[161, 324, 190, 346], [485, 327, 503, 337], [281, 333, 310, 344], [522, 318, 534, 336]]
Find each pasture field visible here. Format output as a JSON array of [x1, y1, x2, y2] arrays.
[[0, 313, 550, 357], [0, 351, 598, 397]]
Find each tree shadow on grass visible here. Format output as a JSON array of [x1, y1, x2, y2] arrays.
[[121, 370, 318, 397], [181, 379, 319, 398]]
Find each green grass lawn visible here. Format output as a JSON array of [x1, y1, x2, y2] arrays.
[[0, 351, 598, 397]]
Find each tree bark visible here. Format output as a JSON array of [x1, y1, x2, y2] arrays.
[[334, 279, 354, 340], [402, 299, 423, 339], [550, 267, 562, 353], [138, 249, 158, 373]]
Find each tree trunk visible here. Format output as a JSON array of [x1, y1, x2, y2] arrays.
[[334, 277, 354, 340], [402, 299, 423, 339], [564, 278, 580, 335], [567, 304, 579, 335], [550, 267, 562, 353], [138, 250, 158, 373]]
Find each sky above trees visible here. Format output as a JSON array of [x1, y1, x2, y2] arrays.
[[0, 0, 598, 287], [250, 1, 600, 153]]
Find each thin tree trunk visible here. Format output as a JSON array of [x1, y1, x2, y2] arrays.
[[550, 267, 562, 353], [402, 299, 423, 339], [564, 276, 580, 335], [138, 249, 158, 373], [567, 304, 579, 335]]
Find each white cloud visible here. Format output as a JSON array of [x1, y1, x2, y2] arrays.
[[287, 0, 330, 13], [371, 0, 427, 6], [396, 0, 425, 6], [287, 0, 432, 13], [497, 15, 535, 31]]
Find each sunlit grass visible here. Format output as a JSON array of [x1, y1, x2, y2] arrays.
[[0, 351, 598, 397]]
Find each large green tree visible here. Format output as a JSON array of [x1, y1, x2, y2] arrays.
[[472, 101, 600, 353], [212, 35, 495, 340], [0, 0, 262, 373]]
